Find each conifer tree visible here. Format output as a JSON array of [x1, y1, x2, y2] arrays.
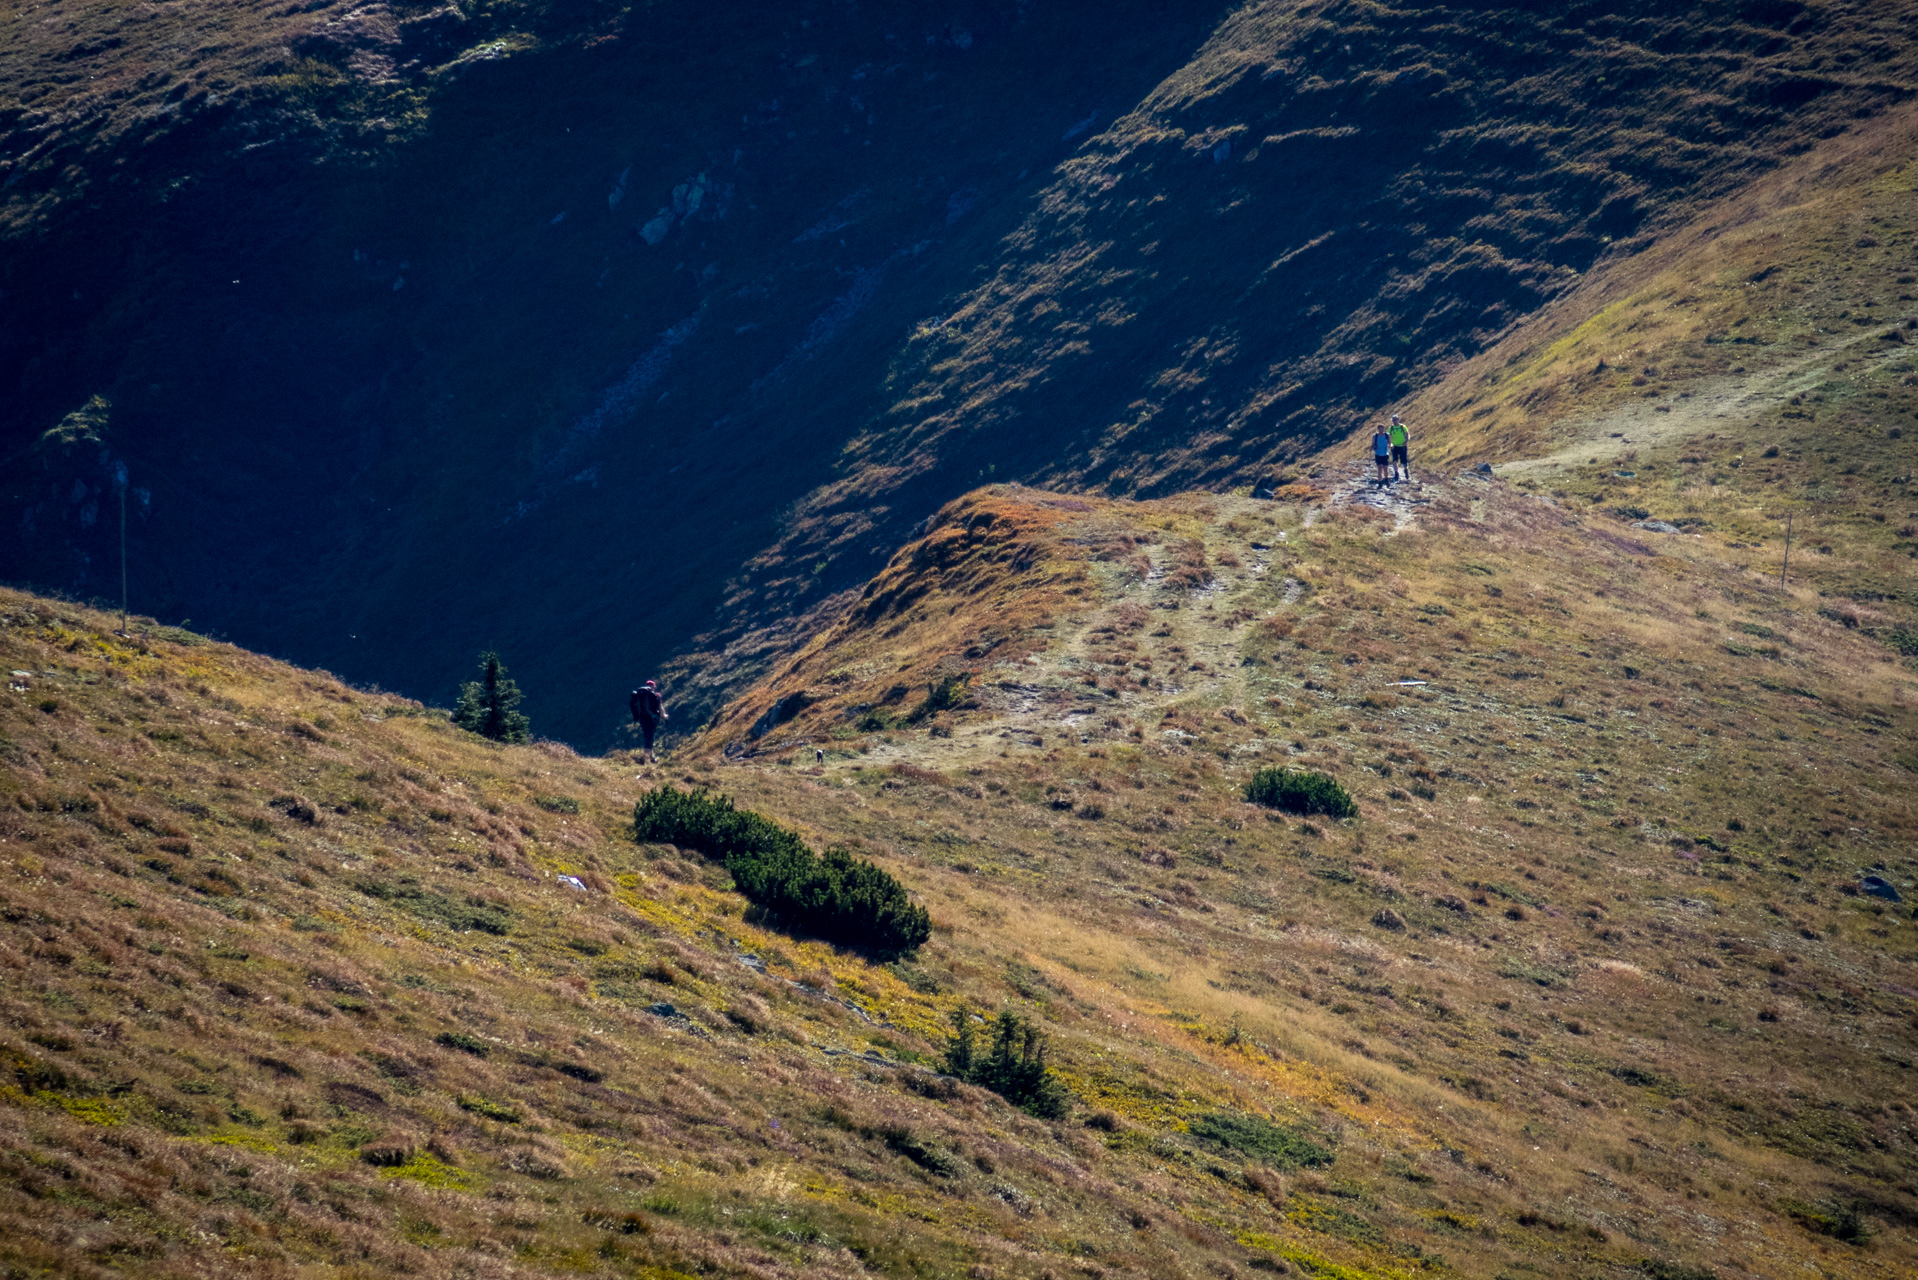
[[452, 651, 530, 743]]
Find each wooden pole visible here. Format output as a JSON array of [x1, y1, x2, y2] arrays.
[[1780, 512, 1791, 586], [118, 474, 128, 634]]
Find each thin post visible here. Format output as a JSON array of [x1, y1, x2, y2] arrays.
[[117, 465, 129, 634], [1780, 512, 1791, 586]]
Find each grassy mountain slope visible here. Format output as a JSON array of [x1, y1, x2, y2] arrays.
[[721, 0, 1918, 644], [9, 396, 1916, 1279], [9, 1, 1918, 747], [1, 0, 1228, 747], [1396, 97, 1918, 488], [708, 476, 1918, 1279]]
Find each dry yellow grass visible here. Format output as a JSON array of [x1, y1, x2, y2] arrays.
[[5, 93, 1918, 1280], [1389, 100, 1918, 488], [683, 454, 1918, 1276], [5, 425, 1917, 1276]]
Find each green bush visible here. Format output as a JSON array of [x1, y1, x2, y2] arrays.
[[632, 787, 929, 959], [909, 672, 972, 722], [1243, 767, 1357, 819], [1189, 1111, 1333, 1169], [942, 1008, 1068, 1118], [435, 1030, 490, 1057]]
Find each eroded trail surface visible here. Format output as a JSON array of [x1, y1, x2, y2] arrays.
[[1500, 326, 1911, 482]]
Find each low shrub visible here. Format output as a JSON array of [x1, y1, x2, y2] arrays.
[[1189, 1111, 1333, 1169], [632, 787, 929, 959], [1243, 767, 1357, 819], [942, 1007, 1068, 1118], [910, 672, 973, 722], [435, 1030, 491, 1057], [1779, 1197, 1869, 1243]]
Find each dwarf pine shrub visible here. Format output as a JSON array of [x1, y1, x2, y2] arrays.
[[1189, 1111, 1333, 1169], [632, 787, 930, 959], [942, 1007, 1068, 1118], [909, 671, 972, 722], [1243, 766, 1357, 818]]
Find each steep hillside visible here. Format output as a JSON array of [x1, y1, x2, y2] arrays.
[[8, 1, 1918, 746], [711, 0, 1918, 655], [1, 0, 1229, 745], [702, 477, 1918, 1279], [1393, 97, 1918, 487], [9, 416, 1916, 1278]]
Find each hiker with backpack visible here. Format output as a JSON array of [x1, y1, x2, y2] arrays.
[[1372, 423, 1393, 484], [1388, 414, 1411, 482], [629, 680, 667, 763]]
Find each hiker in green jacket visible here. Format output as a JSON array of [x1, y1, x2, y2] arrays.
[[1387, 415, 1411, 482]]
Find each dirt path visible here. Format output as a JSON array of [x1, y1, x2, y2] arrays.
[[1321, 464, 1433, 532], [1499, 327, 1904, 480]]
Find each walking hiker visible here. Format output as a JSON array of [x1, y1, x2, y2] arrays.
[[1372, 423, 1393, 484], [1388, 414, 1411, 482], [629, 680, 667, 763]]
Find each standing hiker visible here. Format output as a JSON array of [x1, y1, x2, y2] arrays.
[[629, 680, 667, 763], [1372, 423, 1393, 484], [1388, 414, 1411, 482]]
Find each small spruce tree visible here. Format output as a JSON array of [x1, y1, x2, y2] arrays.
[[452, 651, 530, 743], [942, 1006, 1067, 1118]]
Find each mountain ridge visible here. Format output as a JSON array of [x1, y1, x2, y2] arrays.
[[9, 0, 1918, 744]]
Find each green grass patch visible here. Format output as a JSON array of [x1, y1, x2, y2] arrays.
[[384, 1153, 480, 1191], [1498, 958, 1568, 987], [435, 1030, 491, 1057], [354, 875, 512, 935], [1289, 1196, 1384, 1246], [456, 1093, 521, 1123]]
